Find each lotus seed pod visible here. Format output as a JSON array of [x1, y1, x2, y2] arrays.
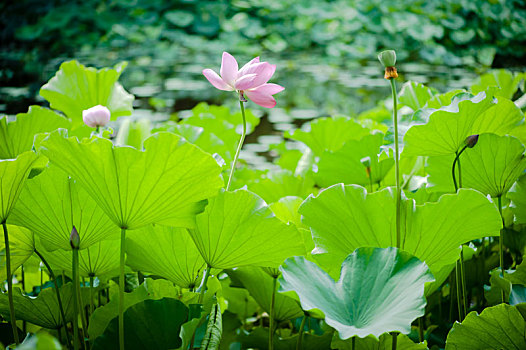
[[70, 226, 80, 249], [378, 50, 397, 68], [465, 134, 479, 148]]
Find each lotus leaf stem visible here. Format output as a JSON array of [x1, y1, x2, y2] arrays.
[[296, 315, 307, 350], [119, 227, 126, 350], [497, 195, 505, 303], [269, 276, 277, 350], [2, 222, 20, 345]]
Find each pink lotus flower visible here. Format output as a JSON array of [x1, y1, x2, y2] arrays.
[[82, 105, 111, 128], [202, 52, 284, 108]]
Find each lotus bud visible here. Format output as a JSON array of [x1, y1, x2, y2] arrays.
[[70, 226, 80, 249], [465, 134, 479, 148], [82, 105, 111, 128], [378, 50, 398, 79], [361, 156, 372, 178]]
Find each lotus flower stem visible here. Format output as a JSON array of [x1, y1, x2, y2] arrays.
[[119, 227, 126, 350], [418, 317, 424, 342], [391, 331, 398, 350], [90, 275, 95, 317], [296, 315, 307, 350], [72, 247, 80, 350], [77, 281, 88, 349], [497, 195, 505, 303], [269, 276, 277, 350], [226, 99, 247, 191], [2, 222, 20, 345], [455, 262, 463, 320], [351, 337, 356, 350], [389, 78, 401, 249], [35, 248, 72, 349]]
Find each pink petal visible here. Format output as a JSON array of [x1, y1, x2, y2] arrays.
[[203, 69, 234, 91], [234, 73, 258, 90], [238, 57, 260, 77], [248, 63, 276, 88], [248, 83, 285, 95], [220, 52, 238, 87], [245, 88, 280, 108]]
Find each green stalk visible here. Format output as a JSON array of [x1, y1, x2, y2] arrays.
[[391, 332, 398, 350], [198, 265, 212, 304], [418, 317, 424, 343], [497, 195, 505, 303], [35, 249, 72, 349], [269, 276, 277, 350], [389, 78, 401, 249], [77, 280, 88, 349], [455, 262, 463, 320], [226, 99, 247, 191], [119, 228, 126, 350], [2, 222, 20, 345], [90, 275, 95, 317], [352, 337, 355, 350], [296, 315, 307, 350], [72, 247, 80, 350]]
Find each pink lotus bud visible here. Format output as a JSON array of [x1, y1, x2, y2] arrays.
[[70, 226, 80, 249], [82, 105, 111, 128]]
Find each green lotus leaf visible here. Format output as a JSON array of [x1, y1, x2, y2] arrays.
[[18, 332, 62, 350], [0, 151, 44, 223], [227, 267, 303, 322], [471, 69, 524, 100], [315, 133, 394, 188], [92, 298, 188, 350], [510, 285, 526, 305], [0, 225, 34, 280], [0, 283, 88, 329], [247, 169, 316, 204], [0, 106, 70, 159], [36, 238, 119, 278], [403, 90, 496, 156], [398, 81, 438, 111], [188, 189, 305, 269], [508, 173, 526, 224], [279, 247, 434, 339], [189, 102, 260, 135], [39, 60, 134, 126], [10, 165, 119, 251], [299, 185, 501, 275], [220, 278, 259, 321], [39, 131, 224, 230], [115, 118, 151, 149], [269, 196, 308, 230], [445, 304, 526, 349], [285, 116, 370, 156], [235, 327, 333, 350], [455, 134, 526, 197], [471, 97, 525, 136], [332, 332, 427, 349], [126, 224, 205, 288]]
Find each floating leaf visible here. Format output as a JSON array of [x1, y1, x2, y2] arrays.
[[10, 165, 119, 250], [0, 106, 70, 159], [39, 131, 224, 230], [471, 69, 524, 100], [126, 224, 205, 288], [299, 185, 501, 275], [40, 60, 134, 126], [403, 90, 495, 156], [0, 151, 43, 223], [227, 267, 303, 322], [279, 247, 434, 339], [188, 189, 305, 269], [285, 116, 370, 155], [0, 283, 88, 329], [445, 304, 526, 349], [247, 169, 316, 204], [399, 81, 438, 111], [92, 298, 188, 350]]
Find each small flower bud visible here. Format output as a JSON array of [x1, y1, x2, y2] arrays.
[[70, 226, 80, 249], [465, 134, 479, 148], [82, 105, 111, 128], [378, 50, 397, 68]]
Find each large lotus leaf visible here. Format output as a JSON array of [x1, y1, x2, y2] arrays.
[[398, 81, 438, 112], [40, 60, 134, 126], [403, 90, 496, 156], [220, 278, 259, 321], [9, 165, 119, 250], [471, 69, 524, 100], [285, 116, 370, 155], [36, 238, 119, 278], [227, 267, 303, 322], [508, 173, 526, 224], [269, 196, 308, 230], [299, 184, 501, 275], [445, 304, 526, 349], [315, 133, 394, 188], [39, 131, 224, 230], [92, 298, 188, 350], [332, 332, 427, 349], [188, 189, 305, 269], [454, 134, 526, 197], [0, 151, 43, 223], [470, 97, 525, 136], [126, 224, 205, 288], [0, 106, 70, 159], [279, 247, 434, 339], [235, 327, 333, 350], [0, 283, 88, 329], [0, 225, 34, 280], [247, 169, 316, 204]]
